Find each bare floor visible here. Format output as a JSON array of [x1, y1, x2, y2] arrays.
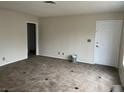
[[0, 56, 120, 92]]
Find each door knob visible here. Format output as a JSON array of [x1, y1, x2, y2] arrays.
[[96, 45, 99, 47]]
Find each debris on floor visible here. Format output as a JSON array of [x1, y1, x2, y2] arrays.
[[98, 76, 102, 79], [45, 78, 48, 80], [70, 70, 74, 72], [75, 87, 79, 90], [0, 56, 120, 92]]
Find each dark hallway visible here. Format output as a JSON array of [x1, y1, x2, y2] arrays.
[[27, 23, 36, 58]]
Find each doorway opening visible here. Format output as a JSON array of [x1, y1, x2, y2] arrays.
[[27, 23, 36, 58]]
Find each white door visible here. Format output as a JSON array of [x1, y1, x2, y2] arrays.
[[94, 20, 122, 67]]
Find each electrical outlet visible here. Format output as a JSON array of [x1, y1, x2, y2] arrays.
[[2, 57, 5, 61], [62, 53, 64, 55], [58, 52, 60, 55]]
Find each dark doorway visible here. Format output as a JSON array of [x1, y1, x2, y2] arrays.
[[27, 23, 36, 58]]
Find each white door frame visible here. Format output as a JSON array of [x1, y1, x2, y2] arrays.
[[26, 21, 39, 56], [93, 20, 122, 67]]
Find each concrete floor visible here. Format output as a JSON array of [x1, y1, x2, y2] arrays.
[[0, 56, 120, 92]]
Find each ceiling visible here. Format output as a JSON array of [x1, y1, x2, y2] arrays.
[[0, 1, 124, 17]]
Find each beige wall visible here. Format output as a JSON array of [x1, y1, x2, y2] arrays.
[[0, 9, 38, 66], [39, 13, 124, 64], [39, 13, 124, 85]]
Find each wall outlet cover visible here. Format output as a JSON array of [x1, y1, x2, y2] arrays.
[[58, 52, 60, 55], [2, 57, 5, 61]]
